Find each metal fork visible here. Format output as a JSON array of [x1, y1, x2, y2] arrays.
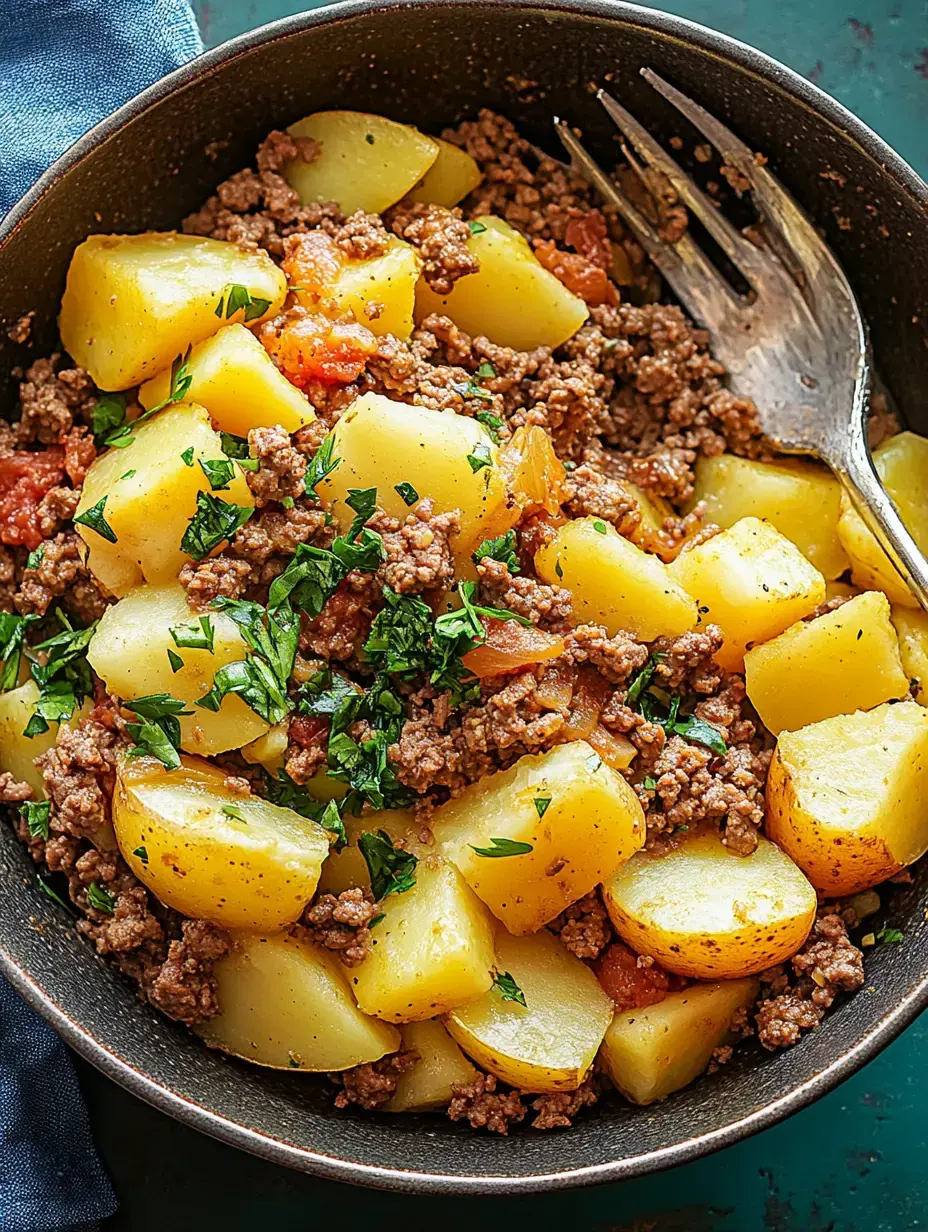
[[556, 68, 928, 612]]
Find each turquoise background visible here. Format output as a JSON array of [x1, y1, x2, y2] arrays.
[[85, 2, 928, 1227]]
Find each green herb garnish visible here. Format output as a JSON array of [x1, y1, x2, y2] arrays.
[[133, 846, 149, 864], [170, 615, 215, 652], [533, 796, 551, 819], [492, 970, 527, 1007], [123, 693, 191, 770], [214, 283, 271, 322], [473, 530, 520, 574], [304, 433, 340, 497], [74, 496, 117, 543], [469, 836, 534, 858], [468, 220, 487, 235], [180, 447, 195, 467], [221, 803, 246, 821], [394, 482, 419, 506], [87, 883, 116, 914], [180, 491, 254, 559], [876, 927, 904, 944], [21, 800, 51, 841], [358, 830, 418, 899], [197, 598, 298, 726], [475, 410, 503, 443]]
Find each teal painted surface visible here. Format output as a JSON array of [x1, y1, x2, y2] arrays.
[[83, 2, 928, 1227]]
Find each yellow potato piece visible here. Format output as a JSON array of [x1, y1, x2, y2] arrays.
[[766, 700, 928, 895], [75, 402, 254, 596], [198, 930, 400, 1070], [599, 980, 759, 1105], [407, 138, 482, 207], [317, 392, 506, 557], [285, 111, 439, 215], [744, 590, 909, 735], [353, 857, 496, 1023], [87, 582, 269, 755], [301, 237, 422, 340], [535, 517, 697, 643], [317, 808, 420, 896], [602, 832, 817, 979], [445, 928, 613, 1092], [415, 216, 588, 351], [837, 432, 928, 607], [113, 754, 330, 931], [385, 1019, 477, 1112], [892, 606, 928, 703], [59, 232, 285, 390], [240, 722, 289, 774], [669, 517, 825, 671], [138, 324, 313, 435], [0, 680, 92, 798], [687, 454, 849, 580], [430, 740, 646, 935]]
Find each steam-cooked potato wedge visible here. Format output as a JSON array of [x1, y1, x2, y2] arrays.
[[431, 740, 646, 934], [316, 809, 421, 896], [599, 980, 759, 1105], [687, 455, 848, 580], [384, 1019, 477, 1112], [535, 518, 697, 642], [114, 754, 330, 931], [407, 138, 482, 207], [837, 432, 928, 607], [602, 833, 817, 979], [75, 402, 254, 595], [0, 681, 92, 797], [285, 111, 439, 214], [352, 857, 496, 1023], [138, 324, 314, 434], [445, 929, 613, 1092], [317, 392, 506, 556], [87, 582, 269, 755], [668, 517, 825, 671], [59, 233, 285, 390], [415, 216, 588, 351], [892, 607, 928, 703], [766, 700, 928, 895], [198, 931, 400, 1070], [744, 590, 909, 735]]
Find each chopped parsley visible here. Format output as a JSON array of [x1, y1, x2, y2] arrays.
[[92, 393, 131, 448], [38, 877, 70, 910], [468, 220, 487, 235], [146, 349, 193, 415], [304, 433, 340, 497], [167, 649, 184, 673], [476, 360, 496, 379], [219, 432, 260, 472], [123, 693, 191, 770], [281, 496, 295, 510], [25, 545, 45, 571], [473, 530, 520, 574], [358, 830, 417, 899], [626, 655, 662, 709], [180, 447, 195, 467], [876, 926, 904, 945], [592, 519, 608, 534], [639, 690, 728, 758], [170, 615, 215, 653], [319, 799, 348, 852], [180, 491, 254, 559], [466, 442, 493, 473], [87, 882, 116, 914], [0, 611, 36, 692], [369, 912, 385, 929], [554, 560, 564, 579], [492, 970, 527, 1007], [268, 543, 345, 620], [119, 470, 136, 481], [469, 836, 534, 857], [643, 776, 657, 791], [23, 611, 97, 737], [20, 800, 50, 841], [533, 796, 552, 819], [475, 410, 503, 443], [394, 481, 419, 506], [214, 283, 272, 322], [330, 487, 385, 572], [132, 846, 149, 865], [74, 496, 117, 543], [199, 458, 237, 491], [197, 597, 298, 726], [221, 803, 246, 821], [454, 379, 494, 404]]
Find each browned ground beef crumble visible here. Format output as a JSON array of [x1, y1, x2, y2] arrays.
[[0, 109, 880, 1135]]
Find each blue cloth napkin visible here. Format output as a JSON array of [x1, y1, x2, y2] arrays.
[[1, 4, 203, 1228]]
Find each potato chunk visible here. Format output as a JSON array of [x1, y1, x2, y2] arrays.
[[599, 980, 759, 1105], [668, 517, 825, 671], [430, 740, 645, 934], [114, 754, 330, 931], [59, 233, 286, 390], [602, 833, 817, 979], [407, 138, 482, 207], [285, 111, 439, 214], [240, 722, 289, 774], [766, 700, 928, 894], [837, 432, 928, 607], [385, 1019, 477, 1112], [300, 237, 422, 340], [535, 518, 697, 643], [352, 857, 496, 1023], [744, 590, 909, 735], [138, 324, 314, 434], [0, 681, 92, 797], [75, 402, 254, 595], [87, 582, 269, 755], [317, 392, 506, 556], [688, 454, 848, 580], [198, 931, 400, 1070], [317, 808, 420, 896], [892, 607, 928, 703], [445, 929, 613, 1092], [415, 216, 588, 350]]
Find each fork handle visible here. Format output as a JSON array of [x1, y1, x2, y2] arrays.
[[831, 431, 928, 615]]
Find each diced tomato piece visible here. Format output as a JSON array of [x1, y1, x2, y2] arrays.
[[534, 237, 618, 307], [0, 447, 66, 549], [281, 231, 344, 305], [261, 310, 378, 387], [462, 618, 565, 679], [565, 209, 613, 270], [594, 940, 682, 1011]]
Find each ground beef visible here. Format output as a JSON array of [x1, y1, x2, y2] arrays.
[[284, 713, 329, 784], [7, 312, 33, 344], [245, 426, 307, 506], [563, 624, 649, 684], [326, 210, 391, 260], [332, 1052, 418, 1109], [16, 357, 96, 445], [564, 462, 642, 536], [14, 531, 108, 621], [530, 1076, 600, 1129], [476, 556, 572, 631], [650, 626, 724, 694], [0, 545, 15, 609], [145, 920, 232, 1026], [387, 202, 479, 294], [548, 889, 612, 959], [32, 486, 80, 541], [303, 887, 378, 966], [300, 572, 379, 663], [179, 555, 254, 609], [372, 499, 459, 595], [37, 719, 126, 845], [0, 773, 32, 802], [229, 504, 330, 593], [447, 1073, 526, 1134]]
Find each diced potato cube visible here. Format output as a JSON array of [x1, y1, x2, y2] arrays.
[[892, 607, 928, 702], [315, 237, 422, 340], [114, 754, 330, 931], [687, 454, 849, 580], [87, 582, 269, 755], [766, 700, 928, 894], [384, 1019, 477, 1112], [602, 832, 817, 979], [317, 392, 507, 556], [240, 722, 289, 774], [0, 680, 92, 797], [430, 740, 646, 935], [352, 857, 496, 1023], [669, 517, 825, 671], [75, 402, 254, 595], [445, 928, 613, 1092], [198, 930, 400, 1070], [415, 216, 588, 351], [138, 324, 314, 434], [535, 517, 697, 643], [599, 980, 759, 1105], [285, 111, 439, 215], [59, 233, 286, 390], [744, 590, 909, 735], [837, 432, 928, 607], [407, 138, 482, 207], [316, 808, 421, 896]]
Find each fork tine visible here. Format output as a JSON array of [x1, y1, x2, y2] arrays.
[[553, 118, 737, 326], [595, 88, 766, 284]]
